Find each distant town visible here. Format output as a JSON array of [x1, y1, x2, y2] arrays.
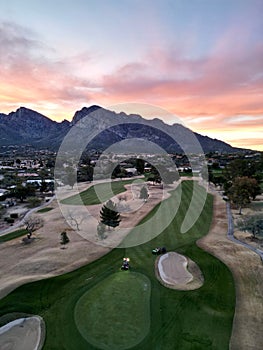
[[0, 144, 262, 230]]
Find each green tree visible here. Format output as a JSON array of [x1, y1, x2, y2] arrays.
[[12, 184, 35, 202], [100, 199, 121, 229], [64, 167, 76, 189], [135, 159, 145, 174], [237, 215, 263, 239], [140, 186, 149, 201], [227, 177, 260, 214], [27, 197, 42, 208], [40, 180, 48, 193], [97, 222, 106, 239], [0, 205, 6, 219], [223, 159, 256, 181], [60, 231, 70, 248], [249, 178, 262, 200], [49, 181, 55, 195]]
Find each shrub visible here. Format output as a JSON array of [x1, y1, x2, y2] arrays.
[[27, 197, 42, 208]]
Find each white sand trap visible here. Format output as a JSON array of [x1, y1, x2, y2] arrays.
[[156, 252, 204, 290], [158, 252, 193, 285], [0, 316, 45, 350]]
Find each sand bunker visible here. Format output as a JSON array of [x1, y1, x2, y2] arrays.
[[0, 316, 45, 350], [156, 252, 204, 290]]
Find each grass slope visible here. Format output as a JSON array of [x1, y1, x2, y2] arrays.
[[37, 207, 53, 213], [61, 179, 134, 205], [0, 181, 235, 350], [0, 229, 27, 243]]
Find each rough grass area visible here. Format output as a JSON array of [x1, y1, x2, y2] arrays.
[[0, 181, 236, 349], [37, 207, 53, 213], [61, 179, 134, 205], [0, 229, 27, 243]]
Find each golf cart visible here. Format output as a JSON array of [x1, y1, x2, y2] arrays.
[[121, 257, 130, 270], [152, 247, 167, 255]]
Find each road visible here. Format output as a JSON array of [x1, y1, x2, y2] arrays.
[[0, 196, 55, 237]]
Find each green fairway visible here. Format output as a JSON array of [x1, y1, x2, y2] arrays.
[[75, 272, 151, 350], [0, 181, 236, 349], [0, 229, 27, 243], [61, 179, 135, 205]]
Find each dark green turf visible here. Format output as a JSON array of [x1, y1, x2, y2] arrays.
[[61, 179, 135, 205], [0, 229, 27, 243], [37, 207, 53, 213], [0, 181, 236, 350]]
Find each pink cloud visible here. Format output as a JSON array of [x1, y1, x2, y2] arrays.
[[0, 19, 262, 146], [0, 22, 98, 118]]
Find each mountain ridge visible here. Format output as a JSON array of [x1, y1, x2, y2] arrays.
[[0, 105, 247, 153]]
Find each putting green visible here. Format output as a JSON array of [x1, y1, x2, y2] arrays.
[[74, 271, 151, 350]]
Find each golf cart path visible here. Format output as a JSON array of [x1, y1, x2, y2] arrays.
[[0, 196, 55, 237]]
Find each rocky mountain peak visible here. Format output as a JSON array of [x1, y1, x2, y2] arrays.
[[71, 105, 102, 125]]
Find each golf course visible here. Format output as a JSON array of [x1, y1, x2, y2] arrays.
[[0, 181, 236, 349]]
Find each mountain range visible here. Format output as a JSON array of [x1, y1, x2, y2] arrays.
[[0, 106, 244, 153]]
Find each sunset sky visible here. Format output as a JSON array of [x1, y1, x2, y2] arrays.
[[0, 0, 262, 151]]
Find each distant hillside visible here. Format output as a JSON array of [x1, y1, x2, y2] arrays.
[[0, 105, 244, 153], [0, 107, 70, 148]]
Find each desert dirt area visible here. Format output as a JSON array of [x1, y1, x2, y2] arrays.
[[231, 194, 263, 250], [0, 180, 177, 300], [198, 189, 263, 350], [0, 179, 263, 350]]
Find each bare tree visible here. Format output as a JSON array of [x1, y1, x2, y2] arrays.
[[24, 217, 43, 239], [66, 210, 85, 231]]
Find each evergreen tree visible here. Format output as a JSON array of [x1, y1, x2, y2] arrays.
[[140, 186, 149, 201], [60, 231, 70, 248], [100, 199, 121, 228], [64, 167, 76, 189], [135, 159, 145, 174]]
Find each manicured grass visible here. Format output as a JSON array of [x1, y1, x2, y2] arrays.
[[37, 207, 53, 213], [0, 181, 236, 349], [0, 229, 27, 243], [179, 172, 193, 177], [75, 271, 151, 350], [61, 179, 135, 205]]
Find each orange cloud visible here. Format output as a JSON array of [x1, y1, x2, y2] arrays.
[[0, 21, 262, 151]]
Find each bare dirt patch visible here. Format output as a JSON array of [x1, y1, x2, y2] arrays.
[[0, 180, 178, 299], [155, 251, 204, 290], [198, 188, 263, 350], [231, 194, 263, 250]]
